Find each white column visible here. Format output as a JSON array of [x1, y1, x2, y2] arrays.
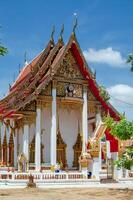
[[96, 106, 102, 127], [114, 167, 123, 180], [1, 122, 5, 145], [23, 123, 29, 161], [50, 81, 57, 166], [92, 158, 100, 180], [35, 106, 42, 171], [106, 141, 111, 159], [99, 140, 102, 171], [14, 128, 18, 168], [82, 85, 88, 153]]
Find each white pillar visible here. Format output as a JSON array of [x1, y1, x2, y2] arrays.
[[106, 141, 111, 159], [92, 158, 100, 180], [96, 113, 102, 127], [35, 106, 42, 171], [96, 106, 102, 127], [99, 140, 102, 171], [23, 123, 29, 161], [114, 168, 123, 180], [82, 85, 88, 153], [50, 81, 57, 166]]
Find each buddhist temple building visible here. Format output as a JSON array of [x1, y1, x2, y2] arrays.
[[0, 27, 120, 177]]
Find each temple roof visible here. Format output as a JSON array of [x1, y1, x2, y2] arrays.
[[11, 52, 42, 91], [0, 32, 120, 121]]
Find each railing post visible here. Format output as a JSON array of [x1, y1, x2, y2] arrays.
[[12, 172, 15, 181]]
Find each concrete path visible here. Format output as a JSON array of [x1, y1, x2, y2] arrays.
[[0, 182, 133, 190]]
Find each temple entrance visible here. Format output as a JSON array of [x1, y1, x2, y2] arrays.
[[73, 133, 82, 169], [29, 136, 44, 163], [57, 129, 67, 169]]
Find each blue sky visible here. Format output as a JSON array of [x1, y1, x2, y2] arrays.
[[0, 0, 133, 120]]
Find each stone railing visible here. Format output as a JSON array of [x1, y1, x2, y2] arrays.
[[0, 171, 87, 180]]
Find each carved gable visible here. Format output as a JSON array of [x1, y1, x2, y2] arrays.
[[56, 50, 84, 80]]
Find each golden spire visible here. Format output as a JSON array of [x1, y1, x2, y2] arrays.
[[59, 24, 64, 41], [9, 83, 11, 91], [24, 51, 28, 66], [50, 25, 55, 42], [72, 13, 78, 35], [18, 63, 21, 73]]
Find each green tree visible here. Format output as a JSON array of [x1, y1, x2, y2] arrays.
[[0, 44, 8, 56], [104, 116, 133, 170], [0, 26, 8, 56], [127, 54, 133, 71]]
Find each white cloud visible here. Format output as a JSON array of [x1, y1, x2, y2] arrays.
[[83, 47, 126, 67], [107, 84, 133, 120]]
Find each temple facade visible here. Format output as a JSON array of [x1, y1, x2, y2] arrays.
[[0, 29, 120, 177]]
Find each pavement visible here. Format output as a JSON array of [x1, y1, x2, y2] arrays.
[[0, 182, 133, 190]]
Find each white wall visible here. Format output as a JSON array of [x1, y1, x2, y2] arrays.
[[40, 106, 94, 168], [59, 107, 81, 168]]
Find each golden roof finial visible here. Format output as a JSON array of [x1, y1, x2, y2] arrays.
[[24, 51, 28, 66], [72, 13, 78, 34], [9, 83, 11, 91], [18, 63, 21, 73], [59, 24, 64, 41], [50, 25, 55, 42]]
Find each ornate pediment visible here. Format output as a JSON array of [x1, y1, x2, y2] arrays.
[[56, 50, 84, 80], [57, 81, 83, 98]]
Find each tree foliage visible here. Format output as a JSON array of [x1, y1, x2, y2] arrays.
[[115, 146, 133, 170], [104, 116, 133, 140], [0, 44, 8, 56], [127, 54, 133, 71], [104, 116, 133, 169], [0, 26, 8, 56]]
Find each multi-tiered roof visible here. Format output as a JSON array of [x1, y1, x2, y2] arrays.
[[0, 30, 120, 121]]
